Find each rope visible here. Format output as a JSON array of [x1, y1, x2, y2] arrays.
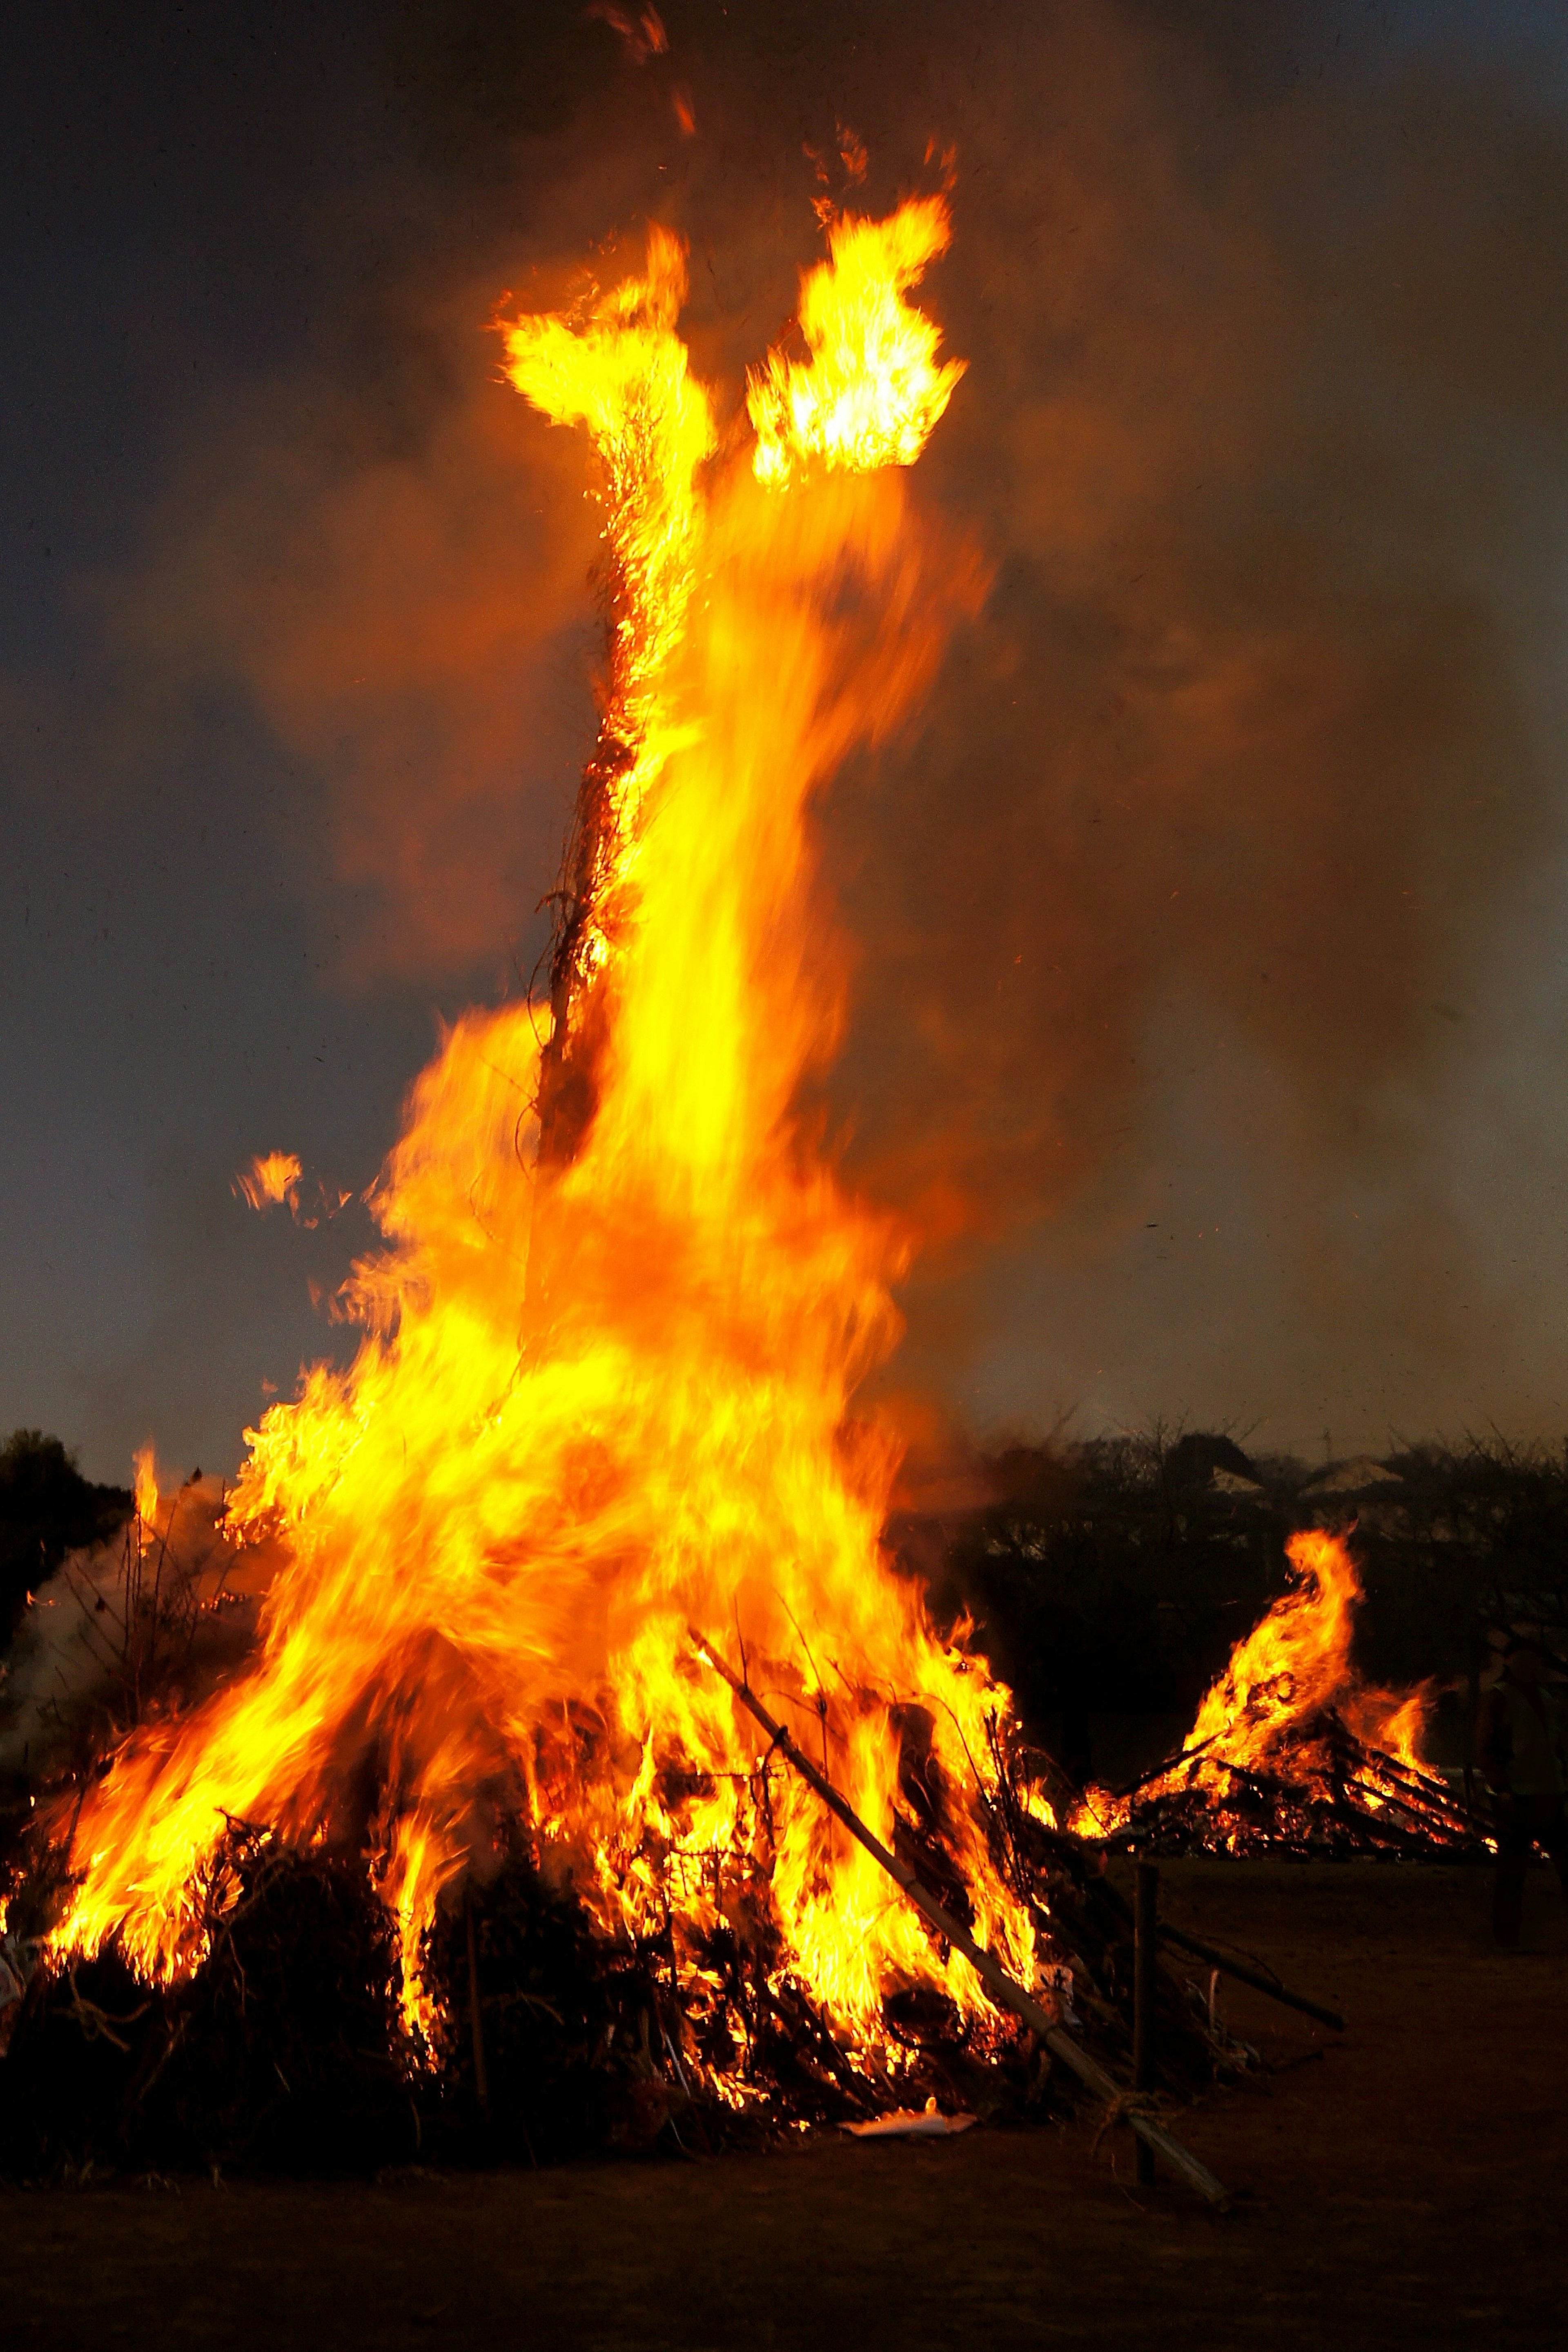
[[1091, 2087, 1183, 2156]]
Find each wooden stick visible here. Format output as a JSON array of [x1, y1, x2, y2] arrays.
[[690, 1628, 1229, 2209], [1155, 1920, 1345, 2032], [1109, 1729, 1222, 1803]]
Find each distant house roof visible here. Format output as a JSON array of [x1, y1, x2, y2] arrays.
[[1301, 1456, 1401, 1496], [1167, 1432, 1257, 1488]]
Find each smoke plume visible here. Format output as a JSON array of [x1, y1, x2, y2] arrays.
[[92, 2, 1568, 1447]]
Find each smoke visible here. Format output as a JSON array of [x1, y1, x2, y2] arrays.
[[815, 7, 1568, 1441], [87, 0, 1568, 1446], [111, 297, 604, 985]]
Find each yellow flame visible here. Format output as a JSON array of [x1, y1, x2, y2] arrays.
[[132, 1445, 159, 1548], [502, 227, 716, 1002], [748, 197, 965, 488]]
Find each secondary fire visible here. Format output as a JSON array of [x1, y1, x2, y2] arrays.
[[1072, 1531, 1460, 1856], [44, 187, 1041, 2075]]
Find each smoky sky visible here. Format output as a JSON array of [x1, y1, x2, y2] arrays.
[[4, 0, 1568, 1483]]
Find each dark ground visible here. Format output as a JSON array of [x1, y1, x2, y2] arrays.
[[3, 1859, 1565, 2350]]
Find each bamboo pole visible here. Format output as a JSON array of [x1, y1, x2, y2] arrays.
[[1154, 1920, 1345, 2033], [690, 1628, 1229, 2209]]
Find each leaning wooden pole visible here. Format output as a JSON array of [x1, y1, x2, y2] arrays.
[[689, 1628, 1229, 2209], [1155, 1919, 1345, 2033]]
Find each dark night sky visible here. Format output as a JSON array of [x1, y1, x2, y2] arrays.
[[5, 1, 1568, 1484]]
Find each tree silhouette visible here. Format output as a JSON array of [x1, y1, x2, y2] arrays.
[[0, 1430, 131, 1648]]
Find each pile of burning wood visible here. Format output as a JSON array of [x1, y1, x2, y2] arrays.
[[0, 1515, 1452, 2196], [1076, 1714, 1483, 1861], [1066, 1529, 1487, 1863], [0, 1685, 1242, 2191]]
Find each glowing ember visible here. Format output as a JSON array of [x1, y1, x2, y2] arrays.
[[45, 187, 1040, 2071]]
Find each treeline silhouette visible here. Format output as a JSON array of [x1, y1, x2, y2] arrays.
[[0, 1431, 131, 1649], [5, 1420, 1566, 1767]]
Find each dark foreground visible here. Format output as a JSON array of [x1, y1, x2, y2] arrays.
[[3, 1860, 1565, 2350]]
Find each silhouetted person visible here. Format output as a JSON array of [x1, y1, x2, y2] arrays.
[[1478, 1635, 1568, 1948]]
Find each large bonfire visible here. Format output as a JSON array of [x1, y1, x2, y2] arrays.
[[16, 188, 1460, 2146], [43, 188, 1042, 2070]]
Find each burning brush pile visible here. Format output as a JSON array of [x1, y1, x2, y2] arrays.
[[1068, 1530, 1483, 1862], [0, 176, 1471, 2185]]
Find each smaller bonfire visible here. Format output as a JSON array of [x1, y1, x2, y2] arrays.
[[1069, 1530, 1483, 1860]]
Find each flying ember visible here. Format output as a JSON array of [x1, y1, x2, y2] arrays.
[[46, 187, 1042, 2067]]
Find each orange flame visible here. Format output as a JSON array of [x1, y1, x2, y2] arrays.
[[49, 192, 1038, 2068], [233, 1152, 303, 1213], [131, 1445, 159, 1549]]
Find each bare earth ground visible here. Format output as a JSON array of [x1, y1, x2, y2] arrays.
[[3, 1860, 1566, 2351]]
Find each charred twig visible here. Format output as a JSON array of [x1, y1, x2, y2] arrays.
[[465, 1887, 490, 2116], [65, 1967, 151, 2051]]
